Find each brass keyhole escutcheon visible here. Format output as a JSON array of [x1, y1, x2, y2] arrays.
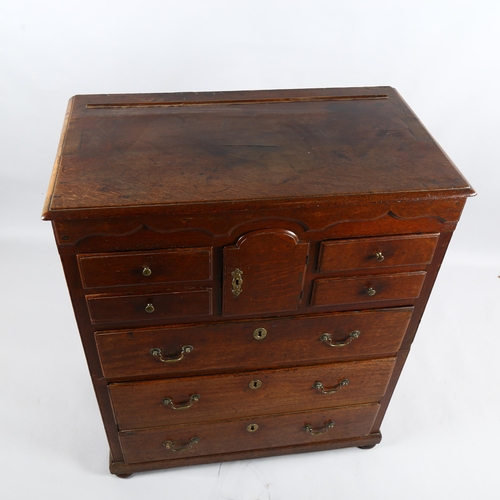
[[249, 379, 262, 390], [247, 423, 259, 432], [253, 328, 267, 340], [231, 268, 243, 297]]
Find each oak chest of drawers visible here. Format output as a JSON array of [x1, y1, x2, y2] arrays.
[[42, 87, 473, 476]]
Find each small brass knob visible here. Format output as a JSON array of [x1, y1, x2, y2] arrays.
[[142, 266, 152, 276], [375, 251, 385, 262], [366, 287, 377, 297], [145, 303, 155, 313]]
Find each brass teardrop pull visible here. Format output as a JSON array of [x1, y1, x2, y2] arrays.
[[314, 379, 349, 394], [163, 437, 200, 452], [149, 345, 193, 363], [303, 421, 335, 435], [162, 394, 200, 410], [320, 330, 360, 347]]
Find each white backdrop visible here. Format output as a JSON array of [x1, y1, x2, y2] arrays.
[[1, 1, 499, 498]]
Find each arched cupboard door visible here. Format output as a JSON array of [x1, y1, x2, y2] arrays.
[[223, 229, 309, 317]]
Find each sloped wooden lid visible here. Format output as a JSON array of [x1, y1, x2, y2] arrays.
[[42, 87, 474, 220]]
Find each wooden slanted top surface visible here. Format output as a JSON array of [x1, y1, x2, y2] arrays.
[[42, 86, 473, 220]]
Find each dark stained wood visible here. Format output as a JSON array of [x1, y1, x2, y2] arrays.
[[78, 247, 212, 288], [223, 229, 308, 316], [358, 444, 377, 450], [110, 432, 383, 475], [95, 308, 413, 380], [42, 87, 473, 221], [311, 271, 427, 307], [318, 234, 439, 272], [86, 289, 212, 324], [109, 358, 395, 430], [42, 87, 473, 476], [118, 404, 380, 465], [51, 196, 467, 239]]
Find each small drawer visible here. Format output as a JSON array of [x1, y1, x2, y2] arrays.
[[86, 289, 212, 324], [318, 234, 439, 272], [78, 247, 212, 289], [312, 272, 426, 307], [95, 308, 413, 379], [118, 403, 380, 464], [109, 358, 395, 430]]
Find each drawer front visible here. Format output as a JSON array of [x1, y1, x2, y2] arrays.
[[318, 234, 439, 272], [78, 248, 212, 289], [109, 358, 395, 430], [118, 403, 380, 464], [95, 308, 413, 379], [87, 289, 212, 324], [311, 272, 426, 308]]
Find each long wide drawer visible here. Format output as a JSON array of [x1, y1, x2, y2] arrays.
[[96, 308, 413, 379], [118, 403, 380, 464], [109, 358, 395, 430]]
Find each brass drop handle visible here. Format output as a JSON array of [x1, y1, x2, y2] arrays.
[[303, 421, 335, 435], [314, 379, 349, 394], [145, 303, 155, 313], [149, 345, 194, 363], [375, 251, 385, 262], [231, 268, 243, 298], [163, 436, 200, 452], [366, 287, 377, 296], [162, 394, 200, 410], [320, 330, 360, 347], [142, 265, 152, 276]]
